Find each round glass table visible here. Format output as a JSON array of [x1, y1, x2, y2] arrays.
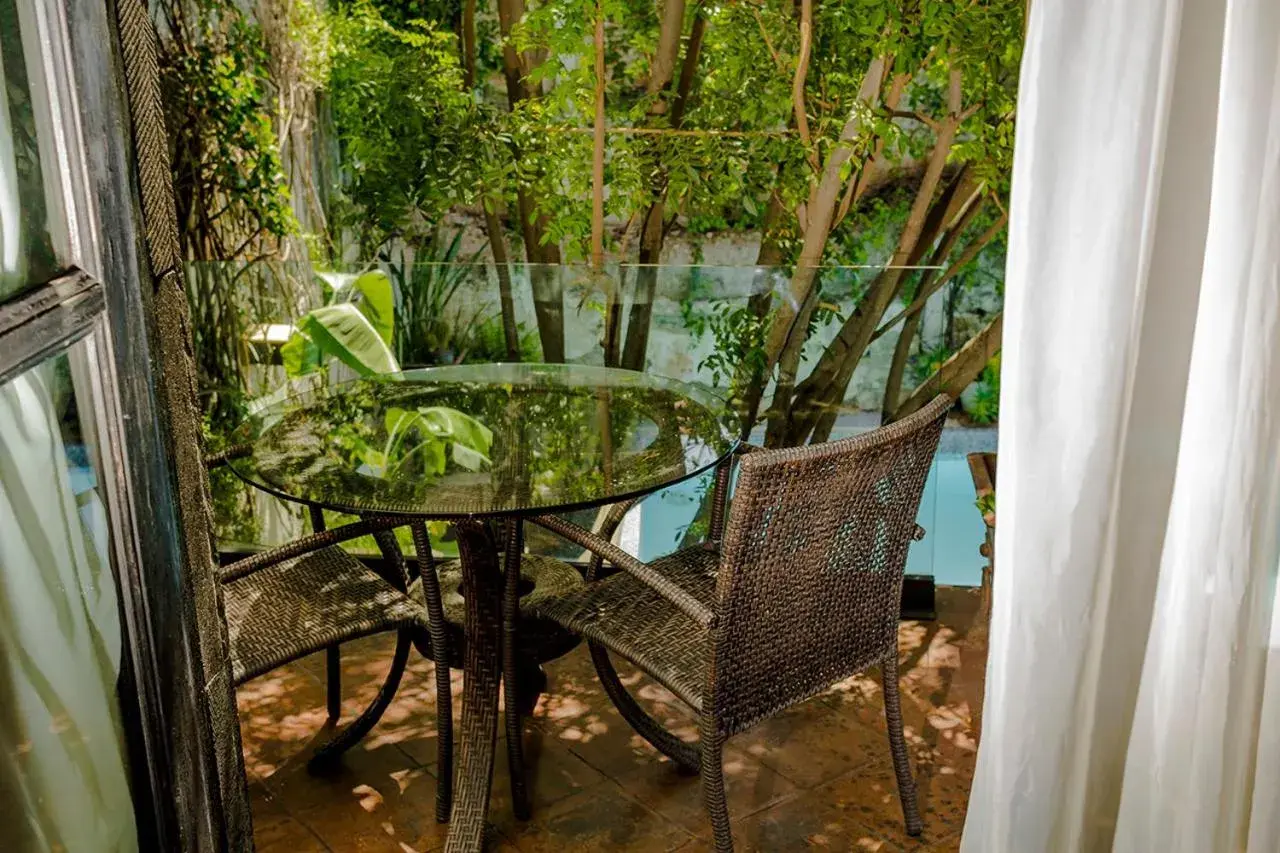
[[228, 362, 732, 518], [226, 363, 734, 851]]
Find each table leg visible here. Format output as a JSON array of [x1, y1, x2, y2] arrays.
[[445, 518, 503, 853], [502, 519, 530, 821]]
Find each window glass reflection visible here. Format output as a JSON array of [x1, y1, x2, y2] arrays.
[[0, 0, 59, 300], [0, 345, 139, 851]]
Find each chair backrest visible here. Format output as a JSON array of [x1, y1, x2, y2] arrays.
[[707, 395, 949, 736]]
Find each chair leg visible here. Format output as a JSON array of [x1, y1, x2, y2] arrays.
[[882, 652, 923, 837], [325, 645, 342, 722], [501, 519, 531, 820], [699, 715, 733, 852], [590, 642, 700, 773], [308, 629, 412, 772]]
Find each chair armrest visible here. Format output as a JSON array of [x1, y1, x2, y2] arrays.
[[581, 497, 641, 581], [221, 515, 409, 583], [593, 497, 640, 539], [531, 513, 717, 628], [204, 444, 251, 470]]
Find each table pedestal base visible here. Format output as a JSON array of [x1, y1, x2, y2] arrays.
[[445, 519, 504, 853]]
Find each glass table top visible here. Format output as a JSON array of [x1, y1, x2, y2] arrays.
[[226, 363, 736, 517]]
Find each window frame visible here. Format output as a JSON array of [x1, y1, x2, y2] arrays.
[[1, 0, 239, 849]]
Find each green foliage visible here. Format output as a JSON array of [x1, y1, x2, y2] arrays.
[[156, 0, 299, 424], [680, 298, 767, 391], [383, 230, 490, 365], [283, 270, 402, 378], [911, 342, 954, 385], [964, 352, 1001, 425], [292, 304, 400, 375], [327, 0, 482, 250], [177, 0, 1024, 436], [975, 491, 995, 517], [158, 0, 294, 256], [463, 315, 541, 363], [333, 405, 494, 478]]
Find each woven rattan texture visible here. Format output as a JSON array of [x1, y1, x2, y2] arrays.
[[437, 555, 584, 624], [223, 546, 429, 684], [410, 555, 585, 668], [531, 547, 719, 709], [710, 395, 949, 736]]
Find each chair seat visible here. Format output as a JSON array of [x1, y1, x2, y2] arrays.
[[224, 546, 429, 684], [529, 546, 719, 709]]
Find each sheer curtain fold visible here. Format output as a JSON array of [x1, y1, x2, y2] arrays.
[[963, 0, 1280, 850], [0, 367, 138, 852]]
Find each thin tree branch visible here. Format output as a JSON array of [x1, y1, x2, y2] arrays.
[[890, 108, 936, 129], [751, 7, 787, 73], [591, 1, 606, 270], [834, 71, 910, 229], [871, 208, 1005, 344], [791, 0, 819, 172]]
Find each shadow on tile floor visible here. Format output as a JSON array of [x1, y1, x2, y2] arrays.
[[239, 587, 985, 852]]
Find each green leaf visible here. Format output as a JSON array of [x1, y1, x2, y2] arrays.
[[417, 406, 493, 455], [383, 406, 417, 439], [351, 270, 395, 345], [397, 435, 447, 475], [298, 304, 401, 376], [281, 331, 322, 378], [451, 442, 489, 471]]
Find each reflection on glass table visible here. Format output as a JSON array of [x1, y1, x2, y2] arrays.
[[227, 362, 735, 518]]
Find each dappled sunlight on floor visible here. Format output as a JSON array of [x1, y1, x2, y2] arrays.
[[239, 587, 984, 851]]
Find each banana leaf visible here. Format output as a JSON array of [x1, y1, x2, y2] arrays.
[[297, 304, 400, 377]]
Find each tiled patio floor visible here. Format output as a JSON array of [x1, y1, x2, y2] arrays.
[[239, 587, 986, 852]]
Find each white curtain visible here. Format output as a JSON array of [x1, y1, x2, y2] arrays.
[[0, 367, 139, 852], [962, 0, 1280, 850]]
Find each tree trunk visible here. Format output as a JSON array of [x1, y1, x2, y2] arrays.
[[781, 70, 969, 445], [620, 6, 703, 371], [753, 54, 891, 444], [835, 72, 911, 228], [804, 179, 992, 443], [870, 210, 1006, 346], [592, 1, 624, 366], [483, 203, 521, 360], [462, 0, 477, 89], [893, 311, 1002, 421], [730, 175, 789, 438], [591, 2, 606, 270], [875, 194, 986, 422], [498, 0, 564, 362], [881, 310, 922, 424], [760, 54, 891, 376]]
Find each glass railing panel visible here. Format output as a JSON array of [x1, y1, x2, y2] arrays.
[[196, 261, 997, 587]]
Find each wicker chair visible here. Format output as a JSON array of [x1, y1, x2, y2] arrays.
[[527, 395, 951, 850], [208, 450, 456, 818]]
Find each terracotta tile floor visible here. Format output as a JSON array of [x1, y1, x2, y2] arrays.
[[239, 587, 987, 852]]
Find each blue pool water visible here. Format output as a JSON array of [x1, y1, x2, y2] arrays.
[[636, 426, 996, 587]]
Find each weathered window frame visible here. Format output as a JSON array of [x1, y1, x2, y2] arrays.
[[2, 0, 241, 849]]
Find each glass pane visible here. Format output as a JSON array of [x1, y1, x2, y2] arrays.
[[226, 363, 734, 517], [203, 260, 997, 587], [0, 343, 139, 851], [0, 0, 58, 301]]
